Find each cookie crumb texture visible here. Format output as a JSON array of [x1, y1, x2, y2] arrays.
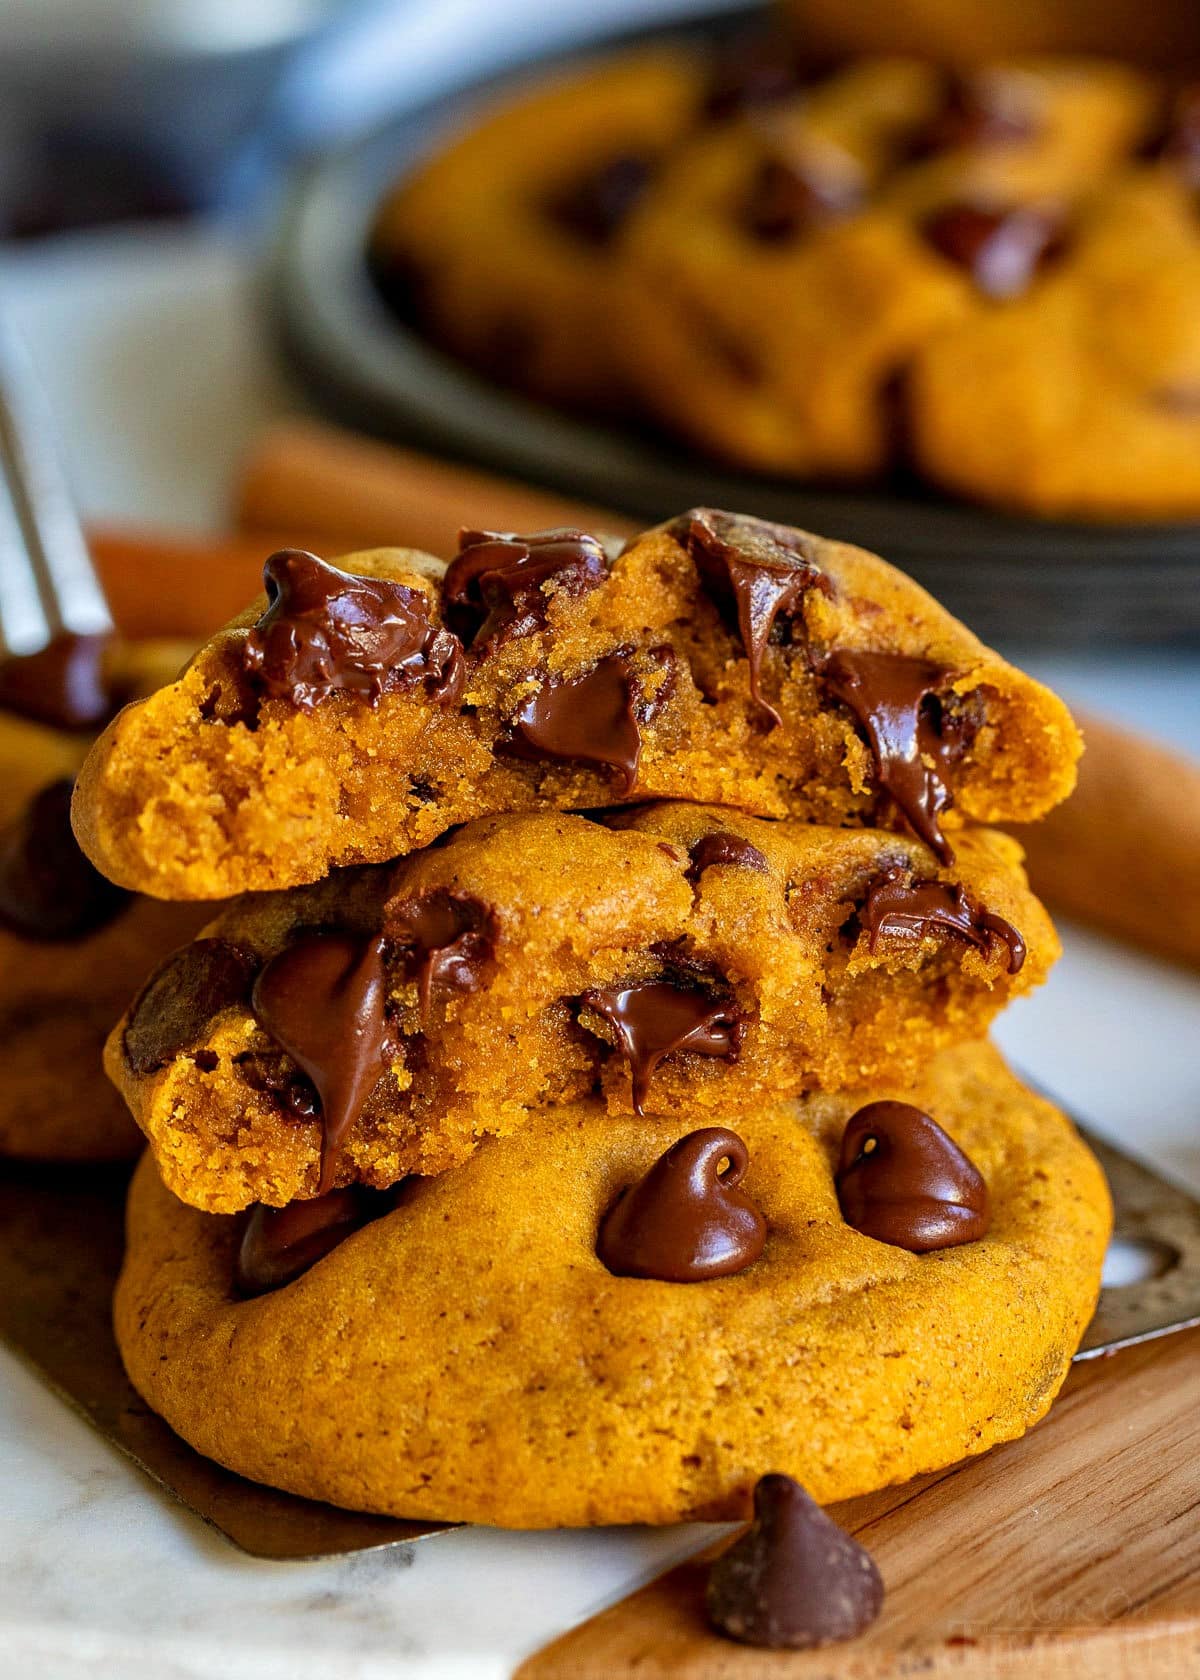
[[114, 1041, 1110, 1527], [110, 805, 1057, 1212], [72, 526, 1080, 899]]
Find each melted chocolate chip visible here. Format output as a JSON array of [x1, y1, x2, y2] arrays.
[[707, 1474, 884, 1649], [677, 508, 829, 727], [861, 864, 1025, 973], [544, 153, 655, 245], [702, 32, 803, 121], [598, 1127, 766, 1281], [252, 931, 389, 1193], [234, 1050, 319, 1120], [235, 1186, 392, 1297], [741, 151, 862, 241], [581, 978, 742, 1114], [686, 831, 770, 884], [124, 936, 259, 1074], [442, 528, 609, 646], [907, 70, 1040, 160], [510, 652, 656, 793], [836, 1100, 991, 1251], [0, 779, 130, 942], [0, 632, 113, 730], [922, 203, 1066, 299], [820, 650, 965, 862], [242, 550, 464, 710], [387, 888, 497, 1018]]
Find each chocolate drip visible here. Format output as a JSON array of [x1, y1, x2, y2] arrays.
[[388, 888, 497, 1019], [242, 550, 464, 710], [0, 632, 113, 730], [442, 527, 609, 645], [235, 1186, 392, 1297], [707, 1474, 884, 1649], [686, 831, 770, 884], [544, 153, 655, 246], [598, 1127, 765, 1282], [677, 508, 829, 727], [861, 864, 1025, 973], [820, 649, 967, 862], [741, 151, 862, 241], [907, 70, 1039, 160], [836, 1100, 991, 1251], [0, 779, 129, 941], [922, 203, 1066, 299], [124, 936, 259, 1074], [581, 977, 741, 1114], [511, 652, 661, 793], [252, 931, 389, 1193]]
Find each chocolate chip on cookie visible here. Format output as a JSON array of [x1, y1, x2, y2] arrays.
[[598, 1126, 766, 1280], [836, 1100, 991, 1250], [243, 550, 464, 710]]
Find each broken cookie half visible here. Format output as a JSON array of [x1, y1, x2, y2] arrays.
[[108, 802, 1057, 1212], [73, 511, 1081, 899]]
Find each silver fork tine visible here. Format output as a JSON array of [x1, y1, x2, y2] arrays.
[[0, 314, 112, 659]]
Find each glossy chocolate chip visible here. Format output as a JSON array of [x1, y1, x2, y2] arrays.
[[677, 508, 829, 727], [510, 653, 646, 792], [442, 528, 609, 645], [922, 203, 1066, 299], [581, 977, 742, 1114], [820, 650, 963, 862], [235, 1186, 393, 1297], [836, 1100, 991, 1251], [686, 831, 770, 884], [707, 1474, 884, 1648], [252, 931, 389, 1194], [387, 888, 497, 1018], [0, 778, 129, 942], [123, 936, 259, 1074], [543, 153, 656, 245], [242, 550, 464, 710], [598, 1127, 766, 1281], [861, 864, 1025, 973], [0, 632, 113, 730]]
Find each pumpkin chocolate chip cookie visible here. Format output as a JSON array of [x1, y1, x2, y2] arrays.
[[113, 1040, 1110, 1527], [368, 45, 705, 412], [107, 803, 1055, 1212], [0, 634, 211, 1161], [71, 512, 1081, 900]]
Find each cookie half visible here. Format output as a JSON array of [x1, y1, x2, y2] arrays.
[[72, 513, 1081, 899], [114, 1040, 1110, 1527], [107, 803, 1056, 1213]]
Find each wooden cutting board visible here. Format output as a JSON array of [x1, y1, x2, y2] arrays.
[[520, 1328, 1200, 1678]]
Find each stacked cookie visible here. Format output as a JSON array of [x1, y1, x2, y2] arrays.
[[72, 509, 1109, 1528], [370, 41, 1200, 518]]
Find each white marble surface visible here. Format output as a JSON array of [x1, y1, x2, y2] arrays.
[[2, 144, 1200, 1680]]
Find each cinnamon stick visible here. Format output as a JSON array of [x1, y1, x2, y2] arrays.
[[1010, 712, 1200, 968], [236, 420, 637, 560]]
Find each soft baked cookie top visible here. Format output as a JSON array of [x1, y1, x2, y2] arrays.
[[71, 511, 1081, 900]]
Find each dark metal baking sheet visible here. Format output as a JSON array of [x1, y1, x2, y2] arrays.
[[268, 24, 1200, 649]]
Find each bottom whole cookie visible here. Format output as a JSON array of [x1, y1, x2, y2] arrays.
[[114, 1041, 1109, 1528]]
